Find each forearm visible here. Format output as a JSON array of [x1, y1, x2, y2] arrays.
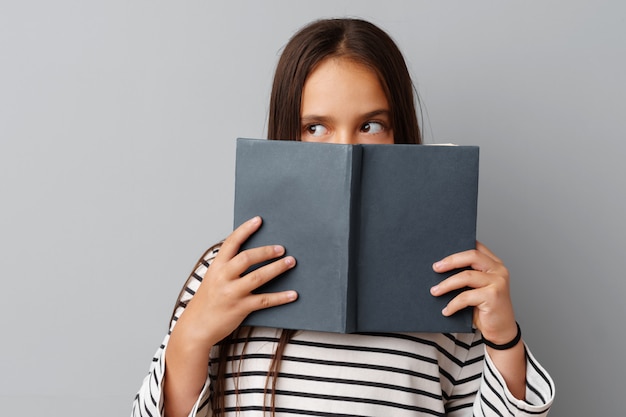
[[163, 315, 214, 417], [485, 340, 527, 400]]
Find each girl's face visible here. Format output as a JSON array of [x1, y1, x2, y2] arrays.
[[300, 58, 394, 144]]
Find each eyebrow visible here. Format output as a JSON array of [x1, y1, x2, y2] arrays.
[[301, 109, 391, 123], [362, 109, 391, 119]]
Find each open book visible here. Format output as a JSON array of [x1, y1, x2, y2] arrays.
[[233, 138, 478, 333]]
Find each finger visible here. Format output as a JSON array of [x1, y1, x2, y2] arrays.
[[433, 248, 499, 275], [243, 290, 299, 313], [430, 269, 491, 296], [440, 281, 506, 317], [228, 244, 287, 278], [217, 216, 263, 261], [441, 287, 484, 316], [237, 255, 297, 292], [442, 283, 511, 320]]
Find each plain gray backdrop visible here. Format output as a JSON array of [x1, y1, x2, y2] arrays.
[[1, 1, 624, 416]]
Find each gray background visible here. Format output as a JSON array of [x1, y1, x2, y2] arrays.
[[1, 1, 624, 416]]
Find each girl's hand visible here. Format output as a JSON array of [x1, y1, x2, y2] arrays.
[[430, 241, 518, 344], [178, 216, 298, 348], [165, 215, 297, 417]]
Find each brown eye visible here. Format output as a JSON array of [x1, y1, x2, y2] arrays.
[[305, 124, 328, 137], [361, 122, 384, 134]]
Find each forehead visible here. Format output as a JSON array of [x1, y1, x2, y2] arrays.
[[301, 58, 389, 115]]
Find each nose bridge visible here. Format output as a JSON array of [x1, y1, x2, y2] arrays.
[[335, 127, 358, 145]]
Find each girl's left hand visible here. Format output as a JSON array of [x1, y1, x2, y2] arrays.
[[430, 241, 519, 344]]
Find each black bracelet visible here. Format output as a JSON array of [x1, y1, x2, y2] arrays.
[[482, 322, 522, 350]]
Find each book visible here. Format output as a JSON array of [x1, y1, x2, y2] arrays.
[[233, 138, 479, 333]]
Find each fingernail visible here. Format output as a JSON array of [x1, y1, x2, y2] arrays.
[[250, 216, 261, 224], [274, 245, 284, 254], [430, 285, 439, 294], [286, 291, 298, 301], [284, 256, 295, 267], [433, 261, 444, 270]]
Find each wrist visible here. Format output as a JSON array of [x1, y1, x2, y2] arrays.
[[482, 322, 522, 350]]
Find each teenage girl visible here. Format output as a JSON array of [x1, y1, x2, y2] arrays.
[[132, 18, 554, 417]]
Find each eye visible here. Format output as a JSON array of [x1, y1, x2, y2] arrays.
[[305, 124, 329, 137], [361, 121, 385, 134]]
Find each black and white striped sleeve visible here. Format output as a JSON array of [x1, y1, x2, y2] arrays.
[[131, 245, 221, 417], [473, 341, 555, 417]]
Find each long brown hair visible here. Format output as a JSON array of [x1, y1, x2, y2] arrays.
[[192, 18, 423, 416], [268, 18, 421, 144]]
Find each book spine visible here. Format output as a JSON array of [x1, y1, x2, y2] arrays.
[[345, 145, 363, 333]]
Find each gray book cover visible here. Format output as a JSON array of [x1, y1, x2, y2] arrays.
[[233, 138, 478, 333]]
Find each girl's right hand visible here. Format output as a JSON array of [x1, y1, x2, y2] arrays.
[[175, 215, 298, 349]]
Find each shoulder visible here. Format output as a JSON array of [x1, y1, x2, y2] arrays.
[[200, 241, 223, 265]]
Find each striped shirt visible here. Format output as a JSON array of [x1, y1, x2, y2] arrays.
[[132, 246, 554, 417]]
